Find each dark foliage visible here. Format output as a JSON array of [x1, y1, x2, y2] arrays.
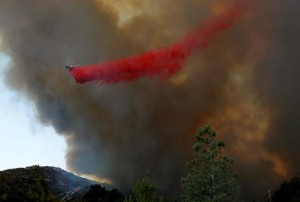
[[272, 174, 300, 202], [83, 185, 124, 202]]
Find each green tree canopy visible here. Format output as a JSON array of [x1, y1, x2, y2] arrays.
[[181, 125, 241, 202], [124, 171, 164, 202]]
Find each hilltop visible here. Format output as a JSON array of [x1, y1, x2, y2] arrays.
[[0, 165, 122, 202]]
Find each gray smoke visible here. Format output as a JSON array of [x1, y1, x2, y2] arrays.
[[0, 0, 298, 200]]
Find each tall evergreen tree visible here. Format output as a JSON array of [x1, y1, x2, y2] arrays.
[[181, 125, 241, 202]]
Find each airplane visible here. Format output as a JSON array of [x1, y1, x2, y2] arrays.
[[64, 61, 79, 70]]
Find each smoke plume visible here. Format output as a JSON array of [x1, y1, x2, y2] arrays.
[[0, 0, 298, 200]]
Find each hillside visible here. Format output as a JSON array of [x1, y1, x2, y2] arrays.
[[0, 165, 122, 202]]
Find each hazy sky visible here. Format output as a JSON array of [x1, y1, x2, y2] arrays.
[[0, 52, 67, 171]]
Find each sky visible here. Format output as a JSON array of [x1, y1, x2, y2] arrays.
[[0, 52, 67, 171]]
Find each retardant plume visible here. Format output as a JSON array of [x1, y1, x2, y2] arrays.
[[0, 0, 298, 201], [69, 2, 249, 84]]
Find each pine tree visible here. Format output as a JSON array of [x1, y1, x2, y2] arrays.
[[124, 171, 164, 202], [181, 125, 241, 202]]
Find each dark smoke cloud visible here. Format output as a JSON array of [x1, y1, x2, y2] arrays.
[[255, 0, 300, 186], [0, 0, 298, 200]]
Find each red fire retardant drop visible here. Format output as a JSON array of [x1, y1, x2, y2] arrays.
[[69, 2, 251, 84]]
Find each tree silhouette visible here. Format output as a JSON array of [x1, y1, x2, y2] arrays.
[[124, 171, 164, 202], [272, 174, 300, 202]]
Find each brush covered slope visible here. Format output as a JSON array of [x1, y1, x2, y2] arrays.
[[0, 165, 121, 202]]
